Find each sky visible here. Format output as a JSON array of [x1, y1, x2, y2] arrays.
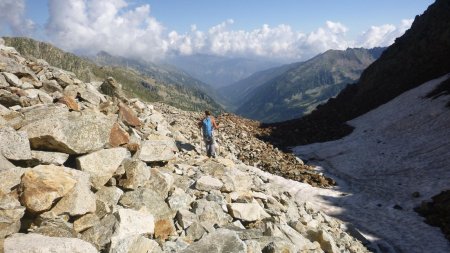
[[0, 0, 435, 62]]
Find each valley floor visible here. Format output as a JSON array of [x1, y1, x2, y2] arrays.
[[291, 74, 450, 253]]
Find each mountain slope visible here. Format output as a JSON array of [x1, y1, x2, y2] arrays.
[[235, 48, 383, 123], [164, 54, 281, 87], [264, 0, 450, 146], [3, 37, 223, 114], [218, 62, 297, 110]]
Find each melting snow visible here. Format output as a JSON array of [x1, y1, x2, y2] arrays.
[[288, 73, 450, 253]]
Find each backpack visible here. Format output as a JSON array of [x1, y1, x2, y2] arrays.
[[202, 116, 213, 139]]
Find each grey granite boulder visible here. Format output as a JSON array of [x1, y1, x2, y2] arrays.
[[138, 135, 178, 162], [21, 109, 117, 154], [0, 126, 32, 160], [76, 147, 130, 189], [0, 193, 25, 238]]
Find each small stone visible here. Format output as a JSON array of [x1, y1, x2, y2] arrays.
[[228, 202, 270, 222], [110, 235, 162, 253], [185, 222, 206, 242], [154, 218, 177, 241], [176, 209, 198, 229], [109, 122, 130, 147], [74, 213, 100, 233], [195, 175, 223, 192], [57, 96, 79, 111], [181, 229, 246, 253], [119, 103, 141, 127], [168, 187, 194, 211], [30, 150, 69, 166]]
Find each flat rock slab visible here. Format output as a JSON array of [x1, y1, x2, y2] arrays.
[[76, 147, 130, 189], [110, 208, 155, 249], [138, 135, 178, 162], [195, 175, 223, 192], [21, 109, 117, 154], [4, 233, 98, 253]]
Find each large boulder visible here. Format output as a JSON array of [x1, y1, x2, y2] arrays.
[[47, 168, 96, 216], [110, 208, 155, 250], [181, 229, 247, 253], [144, 168, 174, 198], [4, 233, 98, 253], [20, 109, 117, 154], [118, 159, 149, 190], [138, 135, 178, 162], [0, 126, 32, 160], [19, 165, 77, 213], [119, 188, 174, 220], [76, 148, 130, 189], [81, 214, 118, 251], [0, 167, 27, 193], [0, 193, 25, 238]]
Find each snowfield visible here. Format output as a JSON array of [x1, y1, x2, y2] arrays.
[[262, 74, 450, 253]]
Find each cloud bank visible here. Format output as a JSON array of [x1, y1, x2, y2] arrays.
[[4, 0, 413, 61]]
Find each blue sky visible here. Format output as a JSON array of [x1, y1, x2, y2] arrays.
[[1, 0, 435, 61]]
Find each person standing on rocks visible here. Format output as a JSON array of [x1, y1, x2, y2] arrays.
[[198, 110, 219, 158]]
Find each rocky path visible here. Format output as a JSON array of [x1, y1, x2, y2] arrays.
[[0, 38, 369, 252]]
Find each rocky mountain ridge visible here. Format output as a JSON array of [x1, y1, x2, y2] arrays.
[[3, 37, 223, 115], [227, 48, 383, 123], [0, 38, 369, 252]]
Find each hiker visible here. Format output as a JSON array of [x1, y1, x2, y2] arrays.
[[198, 110, 219, 158]]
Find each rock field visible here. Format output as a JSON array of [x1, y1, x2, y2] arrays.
[[0, 38, 368, 253]]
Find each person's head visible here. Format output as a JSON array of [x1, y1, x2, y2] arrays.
[[205, 110, 211, 116]]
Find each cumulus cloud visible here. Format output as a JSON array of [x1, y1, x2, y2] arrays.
[[356, 19, 413, 48], [0, 0, 35, 35], [44, 0, 413, 61], [168, 20, 352, 60], [46, 0, 168, 59]]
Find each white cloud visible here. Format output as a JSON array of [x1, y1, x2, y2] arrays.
[[356, 19, 413, 48], [0, 0, 35, 35], [44, 0, 413, 61], [46, 0, 168, 59]]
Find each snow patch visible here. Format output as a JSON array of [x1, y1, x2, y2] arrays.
[[291, 73, 450, 253]]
